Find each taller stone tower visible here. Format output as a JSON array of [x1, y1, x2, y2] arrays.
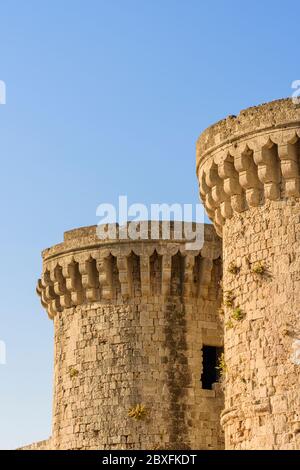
[[197, 99, 300, 449], [36, 222, 223, 450]]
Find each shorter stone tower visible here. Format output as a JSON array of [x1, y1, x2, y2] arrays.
[[36, 222, 223, 450]]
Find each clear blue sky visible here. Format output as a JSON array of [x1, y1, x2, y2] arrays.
[[0, 0, 298, 449]]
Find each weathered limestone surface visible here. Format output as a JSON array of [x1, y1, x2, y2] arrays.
[[27, 222, 223, 450], [197, 99, 300, 449]]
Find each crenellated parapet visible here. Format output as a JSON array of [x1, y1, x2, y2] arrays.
[[37, 222, 221, 319], [197, 98, 300, 235]]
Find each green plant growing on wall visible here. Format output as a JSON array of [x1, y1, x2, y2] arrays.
[[252, 261, 265, 275], [225, 320, 234, 329], [128, 404, 147, 420], [231, 307, 245, 321], [228, 262, 240, 275], [224, 290, 234, 307], [69, 367, 79, 378], [216, 353, 227, 378]]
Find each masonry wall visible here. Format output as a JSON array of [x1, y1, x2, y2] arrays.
[[221, 199, 300, 449], [51, 296, 223, 450]]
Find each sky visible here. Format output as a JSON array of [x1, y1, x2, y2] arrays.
[[0, 0, 299, 449]]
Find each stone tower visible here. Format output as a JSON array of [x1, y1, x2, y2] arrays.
[[197, 99, 300, 449], [36, 222, 223, 450]]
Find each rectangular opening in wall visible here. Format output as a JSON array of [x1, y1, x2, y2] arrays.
[[201, 345, 223, 390]]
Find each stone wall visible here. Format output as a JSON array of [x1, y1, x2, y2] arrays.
[[221, 200, 300, 449]]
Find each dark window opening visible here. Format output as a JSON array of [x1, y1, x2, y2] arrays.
[[201, 345, 223, 390]]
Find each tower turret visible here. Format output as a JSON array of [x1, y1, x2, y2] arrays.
[[197, 99, 300, 449], [37, 222, 223, 449]]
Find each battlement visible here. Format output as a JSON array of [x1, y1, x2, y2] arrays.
[[62, 221, 206, 242], [37, 222, 221, 319], [196, 98, 300, 235]]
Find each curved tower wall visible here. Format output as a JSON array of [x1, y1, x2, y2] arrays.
[[37, 222, 223, 450], [197, 99, 300, 449]]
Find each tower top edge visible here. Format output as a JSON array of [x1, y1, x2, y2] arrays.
[[197, 98, 300, 159]]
